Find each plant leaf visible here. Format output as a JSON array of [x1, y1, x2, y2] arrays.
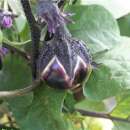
[[10, 85, 68, 130], [75, 97, 116, 113], [84, 37, 130, 100], [66, 5, 120, 54], [113, 122, 130, 130], [81, 0, 130, 19], [110, 92, 130, 118], [118, 14, 130, 37], [0, 54, 32, 91]]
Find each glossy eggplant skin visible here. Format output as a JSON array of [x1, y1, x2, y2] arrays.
[[37, 25, 92, 89]]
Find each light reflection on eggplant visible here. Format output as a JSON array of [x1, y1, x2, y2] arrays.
[[41, 56, 72, 89]]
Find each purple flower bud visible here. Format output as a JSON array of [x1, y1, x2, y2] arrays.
[[37, 25, 92, 89], [2, 16, 12, 28], [0, 9, 15, 28], [37, 1, 71, 34], [0, 47, 8, 57]]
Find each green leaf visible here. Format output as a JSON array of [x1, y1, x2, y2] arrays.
[[118, 14, 130, 37], [0, 55, 67, 130], [75, 99, 106, 112], [75, 99, 111, 113], [84, 65, 121, 101], [10, 85, 68, 130], [111, 93, 130, 118], [69, 0, 81, 4], [84, 37, 130, 100], [7, 0, 27, 34], [19, 23, 31, 41], [111, 97, 130, 118], [0, 53, 33, 126], [113, 122, 130, 130], [8, 93, 33, 120], [74, 0, 81, 5], [7, 0, 24, 14], [81, 0, 130, 18], [64, 93, 77, 112], [15, 16, 27, 33], [66, 5, 120, 54], [0, 54, 32, 91]]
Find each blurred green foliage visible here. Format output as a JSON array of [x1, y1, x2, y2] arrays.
[[0, 0, 130, 130]]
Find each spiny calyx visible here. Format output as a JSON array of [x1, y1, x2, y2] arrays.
[[38, 26, 92, 89]]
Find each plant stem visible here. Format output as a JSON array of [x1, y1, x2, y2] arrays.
[[3, 43, 30, 61], [20, 0, 41, 79], [0, 80, 41, 98], [76, 109, 130, 123]]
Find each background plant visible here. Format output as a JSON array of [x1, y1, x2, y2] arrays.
[[0, 0, 130, 130]]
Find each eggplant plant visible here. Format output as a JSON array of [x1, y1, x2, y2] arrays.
[[0, 0, 130, 130]]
